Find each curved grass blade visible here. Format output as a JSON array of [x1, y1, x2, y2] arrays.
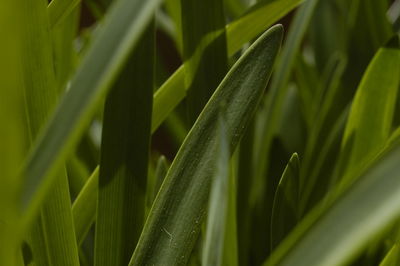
[[202, 117, 230, 266], [336, 47, 400, 186], [181, 0, 227, 124], [264, 144, 400, 266], [21, 0, 162, 225], [129, 25, 283, 266], [271, 153, 300, 249], [94, 21, 154, 266]]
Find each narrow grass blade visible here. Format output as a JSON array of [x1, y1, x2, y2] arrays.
[[379, 244, 400, 266], [94, 21, 154, 266], [181, 0, 227, 123], [21, 0, 162, 224], [21, 0, 79, 265], [271, 153, 300, 249], [202, 117, 230, 266], [129, 25, 283, 265], [264, 144, 400, 266], [72, 167, 98, 245], [0, 2, 24, 265], [336, 47, 400, 186], [226, 0, 303, 55]]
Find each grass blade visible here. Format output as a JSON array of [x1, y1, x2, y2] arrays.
[[21, 0, 162, 224], [21, 0, 79, 264], [264, 144, 400, 266], [202, 117, 230, 266], [129, 25, 283, 265], [226, 0, 303, 55], [271, 153, 300, 249], [72, 167, 99, 245], [336, 47, 400, 186], [181, 0, 227, 123], [0, 2, 24, 265], [94, 21, 154, 266]]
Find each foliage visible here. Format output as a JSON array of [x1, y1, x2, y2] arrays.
[[1, 0, 400, 265]]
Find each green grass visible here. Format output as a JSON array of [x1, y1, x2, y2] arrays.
[[1, 0, 400, 265]]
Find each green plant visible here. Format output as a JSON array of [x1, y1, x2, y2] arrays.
[[1, 0, 400, 265]]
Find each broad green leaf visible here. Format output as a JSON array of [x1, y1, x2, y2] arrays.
[[264, 144, 400, 266], [181, 0, 227, 124], [0, 2, 24, 265], [271, 153, 300, 249], [72, 167, 99, 245], [129, 25, 283, 265], [379, 243, 400, 266], [202, 117, 230, 266], [94, 21, 154, 266], [337, 47, 400, 186], [21, 0, 79, 265], [21, 0, 162, 225]]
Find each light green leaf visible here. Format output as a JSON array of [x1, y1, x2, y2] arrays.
[[271, 153, 300, 249], [337, 47, 400, 186], [129, 24, 283, 265], [226, 0, 303, 55], [264, 144, 400, 266]]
